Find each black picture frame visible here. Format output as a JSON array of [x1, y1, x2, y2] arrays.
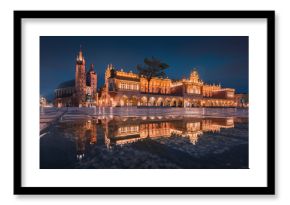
[[14, 10, 275, 195]]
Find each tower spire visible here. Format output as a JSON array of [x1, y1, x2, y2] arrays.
[[77, 44, 84, 62]]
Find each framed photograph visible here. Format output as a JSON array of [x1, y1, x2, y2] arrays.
[[14, 10, 275, 195]]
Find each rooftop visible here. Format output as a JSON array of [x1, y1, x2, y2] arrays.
[[56, 80, 75, 89]]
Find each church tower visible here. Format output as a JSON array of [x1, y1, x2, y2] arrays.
[[87, 63, 97, 98], [75, 47, 86, 106]]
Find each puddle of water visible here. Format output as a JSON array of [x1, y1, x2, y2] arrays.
[[40, 115, 248, 169]]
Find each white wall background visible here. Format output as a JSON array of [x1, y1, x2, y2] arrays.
[[0, 0, 287, 204]]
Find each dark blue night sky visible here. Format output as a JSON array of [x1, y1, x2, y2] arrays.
[[40, 36, 248, 99]]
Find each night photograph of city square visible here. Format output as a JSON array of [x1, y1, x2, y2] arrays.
[[40, 36, 249, 169]]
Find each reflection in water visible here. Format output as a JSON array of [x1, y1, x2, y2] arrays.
[[41, 116, 248, 169], [106, 117, 234, 146], [60, 116, 237, 161]]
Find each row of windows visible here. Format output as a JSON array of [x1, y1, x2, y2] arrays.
[[118, 126, 139, 133], [140, 87, 169, 93], [187, 88, 201, 94], [119, 83, 139, 90]]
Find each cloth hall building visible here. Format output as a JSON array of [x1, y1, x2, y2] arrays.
[[99, 65, 237, 107]]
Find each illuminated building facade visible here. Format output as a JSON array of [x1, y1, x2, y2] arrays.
[[99, 65, 238, 107], [54, 48, 97, 107], [235, 93, 249, 107], [53, 48, 246, 108]]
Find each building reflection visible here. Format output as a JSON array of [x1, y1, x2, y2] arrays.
[[103, 116, 234, 146], [61, 116, 235, 160]]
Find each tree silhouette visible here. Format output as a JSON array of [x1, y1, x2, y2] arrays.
[[136, 57, 169, 105]]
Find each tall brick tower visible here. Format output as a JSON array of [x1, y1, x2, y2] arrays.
[[75, 47, 86, 106], [87, 63, 97, 98]]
